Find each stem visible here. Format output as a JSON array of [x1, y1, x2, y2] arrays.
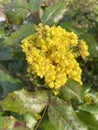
[[34, 99, 49, 130]]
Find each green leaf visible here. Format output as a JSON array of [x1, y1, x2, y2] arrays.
[[0, 89, 48, 115], [0, 115, 15, 130], [80, 33, 98, 57], [29, 0, 42, 12], [0, 115, 30, 130], [24, 114, 37, 130], [79, 103, 98, 114], [0, 0, 11, 4], [0, 46, 13, 61], [0, 25, 6, 38], [0, 111, 37, 130], [38, 111, 55, 130], [60, 22, 87, 35], [9, 52, 26, 75], [0, 70, 23, 97], [59, 79, 83, 102], [81, 85, 91, 98], [60, 22, 76, 32], [4, 0, 29, 24], [38, 120, 55, 130], [48, 97, 87, 130], [3, 23, 35, 46], [77, 110, 98, 130], [41, 0, 67, 25]]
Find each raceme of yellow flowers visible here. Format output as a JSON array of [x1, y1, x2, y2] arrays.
[[21, 23, 89, 95]]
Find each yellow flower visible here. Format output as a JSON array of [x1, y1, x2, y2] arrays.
[[84, 93, 97, 105], [79, 40, 89, 59], [21, 23, 89, 94]]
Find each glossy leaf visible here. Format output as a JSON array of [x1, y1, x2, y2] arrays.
[[0, 89, 48, 115], [60, 22, 87, 35], [41, 0, 67, 25], [29, 0, 42, 12], [3, 23, 35, 46], [0, 70, 23, 97], [77, 110, 98, 130], [48, 96, 87, 130], [4, 0, 29, 24], [79, 103, 98, 114], [59, 79, 83, 102]]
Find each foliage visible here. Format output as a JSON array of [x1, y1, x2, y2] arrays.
[[0, 0, 98, 129]]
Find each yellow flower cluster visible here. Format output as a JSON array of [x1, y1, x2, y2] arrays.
[[79, 40, 89, 59], [21, 23, 89, 94]]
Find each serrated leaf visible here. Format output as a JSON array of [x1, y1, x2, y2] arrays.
[[0, 115, 30, 130], [48, 97, 87, 130], [41, 0, 67, 25], [3, 23, 35, 46], [60, 22, 76, 32], [77, 110, 98, 130], [0, 70, 23, 97], [60, 22, 87, 35], [4, 0, 29, 24], [29, 0, 42, 12], [59, 79, 83, 102], [0, 89, 48, 115]]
